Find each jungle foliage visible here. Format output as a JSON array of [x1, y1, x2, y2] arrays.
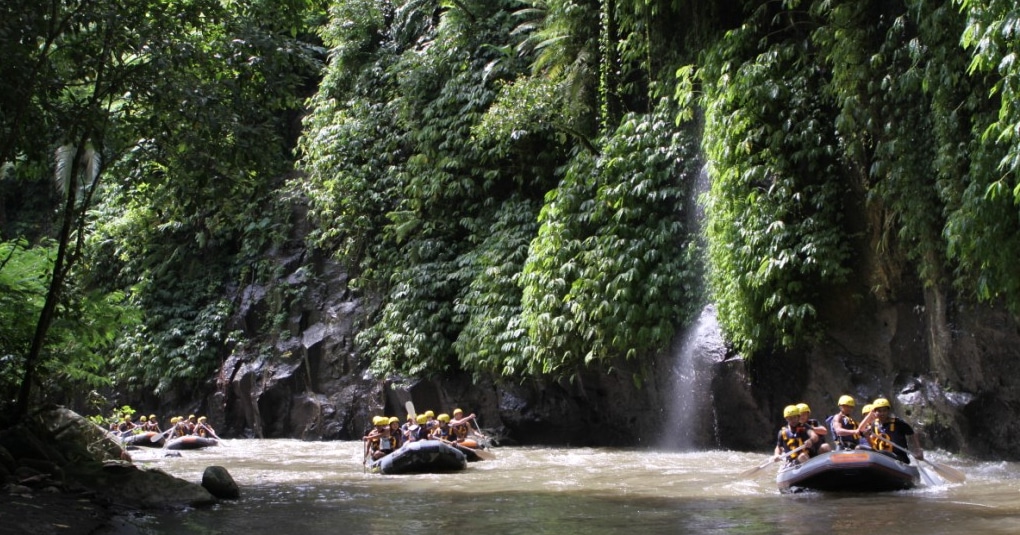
[[5, 0, 1020, 411]]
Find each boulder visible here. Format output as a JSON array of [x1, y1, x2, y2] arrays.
[[202, 465, 240, 499]]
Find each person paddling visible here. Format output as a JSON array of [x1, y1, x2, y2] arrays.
[[797, 403, 831, 456], [775, 405, 821, 465], [195, 416, 221, 440], [449, 408, 476, 443], [866, 398, 924, 464]]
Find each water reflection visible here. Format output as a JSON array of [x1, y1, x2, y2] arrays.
[[112, 441, 1020, 535]]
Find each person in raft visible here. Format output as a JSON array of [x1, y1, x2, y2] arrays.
[[796, 402, 831, 457], [829, 395, 862, 450], [429, 413, 454, 441], [364, 416, 397, 461], [449, 408, 477, 443], [195, 416, 221, 440], [865, 398, 924, 464], [775, 404, 822, 465]]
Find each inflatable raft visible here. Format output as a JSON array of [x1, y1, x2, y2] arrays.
[[367, 440, 467, 474], [121, 431, 164, 448], [776, 449, 920, 493], [164, 435, 219, 450]]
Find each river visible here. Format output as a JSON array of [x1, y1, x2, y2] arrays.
[[114, 440, 1019, 534]]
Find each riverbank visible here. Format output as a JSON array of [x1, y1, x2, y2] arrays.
[[0, 487, 113, 535]]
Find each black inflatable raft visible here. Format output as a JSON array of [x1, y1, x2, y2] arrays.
[[367, 439, 467, 474], [121, 431, 164, 448], [776, 449, 920, 493], [164, 435, 219, 450]]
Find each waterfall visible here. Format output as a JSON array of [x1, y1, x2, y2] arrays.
[[658, 304, 724, 450], [657, 164, 724, 450]]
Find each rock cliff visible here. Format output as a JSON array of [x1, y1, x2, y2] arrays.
[[187, 204, 1020, 460]]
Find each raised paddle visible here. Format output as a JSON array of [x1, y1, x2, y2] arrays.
[[874, 436, 966, 484], [739, 442, 810, 478], [150, 426, 175, 443], [405, 401, 417, 421]]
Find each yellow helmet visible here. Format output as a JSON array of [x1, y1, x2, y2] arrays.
[[861, 404, 873, 414], [796, 403, 811, 414], [198, 416, 207, 423], [139, 416, 147, 422], [437, 413, 450, 423], [424, 410, 435, 418], [372, 416, 386, 426], [872, 398, 891, 409], [453, 408, 463, 415], [837, 395, 855, 407], [388, 416, 399, 424], [416, 414, 428, 424], [149, 414, 157, 420], [783, 405, 800, 418]]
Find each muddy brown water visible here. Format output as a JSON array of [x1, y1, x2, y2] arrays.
[[112, 440, 1020, 534]]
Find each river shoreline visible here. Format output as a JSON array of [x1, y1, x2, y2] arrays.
[[0, 487, 114, 535]]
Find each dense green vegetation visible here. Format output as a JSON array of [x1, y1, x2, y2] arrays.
[[3, 0, 1020, 415]]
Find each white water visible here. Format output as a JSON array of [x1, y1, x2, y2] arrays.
[[112, 440, 1020, 535], [660, 304, 723, 450]]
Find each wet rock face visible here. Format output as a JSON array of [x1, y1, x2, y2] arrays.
[[203, 224, 1020, 459], [0, 408, 215, 511]]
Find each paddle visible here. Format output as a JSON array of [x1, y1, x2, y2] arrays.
[[739, 442, 809, 478], [874, 436, 966, 484], [151, 426, 175, 443], [451, 440, 496, 461], [470, 418, 492, 447], [196, 423, 222, 441], [405, 401, 417, 421]]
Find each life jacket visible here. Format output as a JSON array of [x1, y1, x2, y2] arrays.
[[778, 424, 809, 459], [830, 412, 859, 449], [431, 425, 452, 441], [870, 419, 901, 455], [451, 422, 470, 441]]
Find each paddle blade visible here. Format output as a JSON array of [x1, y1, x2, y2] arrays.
[[405, 401, 417, 420], [926, 460, 965, 483], [739, 458, 774, 478], [918, 465, 940, 487], [472, 447, 497, 461]]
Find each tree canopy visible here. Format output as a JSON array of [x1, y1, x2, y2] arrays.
[[4, 0, 1020, 413]]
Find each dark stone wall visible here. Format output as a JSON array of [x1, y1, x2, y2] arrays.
[[160, 199, 1020, 461]]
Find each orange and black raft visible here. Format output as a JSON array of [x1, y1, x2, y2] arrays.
[[776, 449, 920, 493]]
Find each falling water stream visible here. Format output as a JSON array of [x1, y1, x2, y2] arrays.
[[109, 440, 1020, 535]]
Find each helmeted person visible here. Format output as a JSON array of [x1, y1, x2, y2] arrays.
[[143, 414, 161, 433], [195, 416, 220, 440], [797, 403, 831, 456], [387, 417, 403, 450], [173, 415, 189, 435], [117, 414, 136, 435], [408, 414, 430, 441], [830, 395, 862, 450], [866, 398, 923, 464], [430, 413, 453, 441], [775, 404, 820, 464], [424, 410, 438, 431], [364, 416, 396, 461], [449, 408, 477, 442]]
